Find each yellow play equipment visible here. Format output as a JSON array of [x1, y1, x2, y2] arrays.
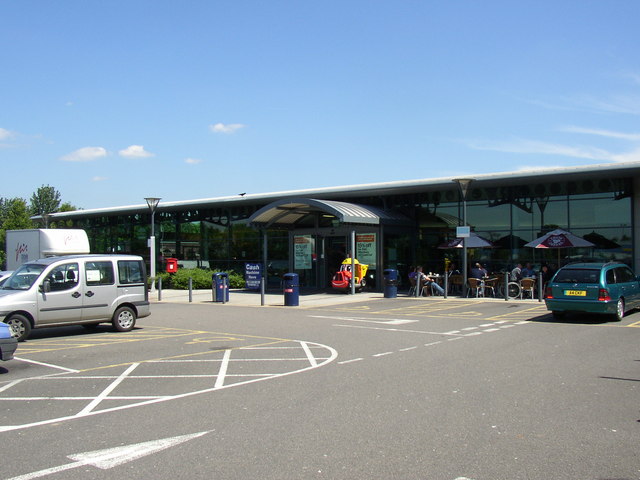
[[331, 258, 369, 292]]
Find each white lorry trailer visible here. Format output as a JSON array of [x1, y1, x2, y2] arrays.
[[5, 229, 90, 270]]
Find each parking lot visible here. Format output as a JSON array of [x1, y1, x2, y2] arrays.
[[2, 294, 639, 480]]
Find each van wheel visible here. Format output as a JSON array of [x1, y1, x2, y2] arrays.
[[112, 307, 136, 332], [614, 298, 625, 321], [5, 314, 32, 342]]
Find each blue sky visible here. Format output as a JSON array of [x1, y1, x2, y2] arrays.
[[1, 1, 639, 209]]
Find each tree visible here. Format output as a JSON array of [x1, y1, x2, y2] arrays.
[[30, 184, 61, 219], [51, 202, 79, 228]]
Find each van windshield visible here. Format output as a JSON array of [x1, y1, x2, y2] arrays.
[[1, 264, 46, 290]]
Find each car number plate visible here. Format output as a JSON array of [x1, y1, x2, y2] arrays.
[[564, 290, 586, 296]]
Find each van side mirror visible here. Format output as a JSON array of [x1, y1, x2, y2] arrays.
[[40, 280, 51, 293]]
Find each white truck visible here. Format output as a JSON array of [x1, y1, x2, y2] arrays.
[[5, 229, 90, 270]]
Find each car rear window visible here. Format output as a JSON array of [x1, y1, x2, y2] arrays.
[[118, 260, 145, 284], [554, 268, 600, 284]]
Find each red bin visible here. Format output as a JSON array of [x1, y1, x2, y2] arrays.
[[165, 258, 178, 273]]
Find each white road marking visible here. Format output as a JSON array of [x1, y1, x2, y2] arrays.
[[0, 341, 338, 433], [214, 349, 231, 388], [310, 315, 418, 325], [7, 431, 210, 480], [14, 357, 79, 373], [399, 346, 418, 352], [301, 341, 318, 367], [338, 358, 363, 365], [373, 352, 394, 357], [77, 363, 139, 416]]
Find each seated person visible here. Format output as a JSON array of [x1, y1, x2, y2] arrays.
[[470, 263, 488, 279], [510, 263, 523, 282], [415, 266, 445, 295], [521, 262, 535, 278]]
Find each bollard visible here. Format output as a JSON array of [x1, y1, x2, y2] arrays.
[[158, 276, 162, 301], [443, 274, 448, 299], [188, 277, 193, 303], [504, 273, 509, 301], [260, 277, 265, 306], [538, 271, 544, 302], [222, 276, 226, 304]]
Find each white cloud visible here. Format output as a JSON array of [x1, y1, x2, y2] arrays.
[[118, 145, 155, 158], [209, 123, 245, 134], [0, 127, 13, 140], [184, 157, 203, 165], [60, 146, 108, 162], [92, 176, 109, 182], [559, 125, 640, 142], [468, 138, 612, 160]]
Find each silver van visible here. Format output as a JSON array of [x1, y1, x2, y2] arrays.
[[0, 255, 150, 341]]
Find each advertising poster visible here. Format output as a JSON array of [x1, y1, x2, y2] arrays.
[[294, 235, 313, 269], [356, 233, 376, 267]]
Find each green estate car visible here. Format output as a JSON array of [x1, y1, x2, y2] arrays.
[[544, 262, 640, 321]]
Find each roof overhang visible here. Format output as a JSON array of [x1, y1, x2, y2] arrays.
[[248, 198, 410, 228]]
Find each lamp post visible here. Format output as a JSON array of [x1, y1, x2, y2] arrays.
[[453, 179, 474, 296], [145, 197, 161, 291]]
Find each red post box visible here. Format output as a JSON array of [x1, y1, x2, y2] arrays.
[[165, 258, 178, 273]]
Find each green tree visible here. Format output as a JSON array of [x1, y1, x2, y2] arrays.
[[51, 201, 79, 228], [30, 184, 61, 219]]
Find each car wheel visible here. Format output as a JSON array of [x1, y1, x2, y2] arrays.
[[551, 311, 565, 320], [614, 298, 625, 321], [4, 314, 32, 342], [112, 306, 136, 332]]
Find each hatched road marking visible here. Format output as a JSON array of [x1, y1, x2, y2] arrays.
[[0, 338, 337, 433]]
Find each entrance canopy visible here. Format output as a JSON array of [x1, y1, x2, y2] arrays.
[[248, 197, 410, 228]]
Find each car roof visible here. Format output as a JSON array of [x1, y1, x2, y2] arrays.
[[559, 262, 625, 270]]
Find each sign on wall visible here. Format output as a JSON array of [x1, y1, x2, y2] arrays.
[[356, 233, 376, 268], [294, 235, 313, 269]]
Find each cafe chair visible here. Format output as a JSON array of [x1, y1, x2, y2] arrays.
[[520, 278, 536, 299], [466, 277, 483, 297], [483, 277, 498, 297], [449, 274, 463, 294], [408, 276, 417, 296]]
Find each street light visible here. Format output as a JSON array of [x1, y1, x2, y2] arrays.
[[145, 197, 161, 291], [453, 179, 474, 296]]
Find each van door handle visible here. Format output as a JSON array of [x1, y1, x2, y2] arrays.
[[86, 291, 94, 297], [72, 292, 81, 298]]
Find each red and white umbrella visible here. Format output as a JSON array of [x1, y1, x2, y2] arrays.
[[524, 229, 594, 265]]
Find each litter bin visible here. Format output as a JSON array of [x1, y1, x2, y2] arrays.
[[165, 258, 178, 273], [212, 272, 229, 303], [283, 273, 299, 306], [383, 269, 398, 298]]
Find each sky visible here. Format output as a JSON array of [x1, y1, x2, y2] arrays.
[[1, 1, 639, 210]]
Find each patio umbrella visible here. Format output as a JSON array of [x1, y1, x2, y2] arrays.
[[582, 231, 620, 250], [495, 234, 528, 249], [438, 233, 495, 249], [524, 228, 594, 265]]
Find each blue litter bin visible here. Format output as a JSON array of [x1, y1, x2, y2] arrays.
[[212, 272, 229, 303], [383, 269, 398, 298], [283, 273, 299, 306]]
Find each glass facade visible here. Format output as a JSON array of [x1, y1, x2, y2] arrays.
[[65, 175, 634, 290]]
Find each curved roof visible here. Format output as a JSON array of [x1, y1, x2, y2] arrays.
[[248, 198, 410, 227]]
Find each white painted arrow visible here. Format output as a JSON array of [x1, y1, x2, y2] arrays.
[[310, 315, 418, 325], [8, 431, 210, 480]]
